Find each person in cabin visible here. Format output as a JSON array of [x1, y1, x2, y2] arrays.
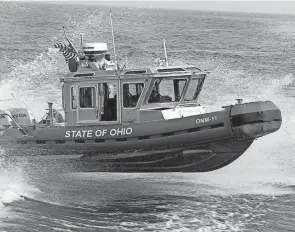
[[148, 80, 161, 103], [148, 80, 172, 103], [149, 86, 160, 103], [123, 85, 136, 107]]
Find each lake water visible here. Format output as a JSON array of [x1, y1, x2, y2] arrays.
[[0, 2, 295, 231]]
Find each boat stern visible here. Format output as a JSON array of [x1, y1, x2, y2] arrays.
[[229, 101, 282, 138]]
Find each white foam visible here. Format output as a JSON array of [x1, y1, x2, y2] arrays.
[[0, 48, 65, 121], [1, 189, 22, 205], [0, 149, 41, 213], [0, 169, 29, 207]]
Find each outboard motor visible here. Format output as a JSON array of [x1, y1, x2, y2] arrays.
[[0, 109, 13, 127], [8, 108, 36, 126]]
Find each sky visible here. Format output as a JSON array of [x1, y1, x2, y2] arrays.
[[12, 1, 295, 15]]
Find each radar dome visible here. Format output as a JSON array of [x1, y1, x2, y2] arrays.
[[82, 43, 108, 55]]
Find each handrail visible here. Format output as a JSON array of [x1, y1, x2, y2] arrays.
[[176, 102, 201, 107], [0, 113, 28, 136]]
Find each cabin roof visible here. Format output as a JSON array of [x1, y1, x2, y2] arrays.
[[60, 66, 208, 83]]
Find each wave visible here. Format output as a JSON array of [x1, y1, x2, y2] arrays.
[[0, 169, 39, 209], [0, 148, 41, 211]]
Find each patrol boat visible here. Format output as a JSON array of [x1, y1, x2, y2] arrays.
[[0, 20, 282, 172]]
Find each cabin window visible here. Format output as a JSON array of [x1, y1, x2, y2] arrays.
[[148, 79, 187, 103], [79, 87, 96, 108], [71, 86, 77, 109], [62, 84, 65, 109], [123, 83, 144, 108], [124, 70, 147, 74], [184, 78, 200, 101], [157, 68, 185, 72]]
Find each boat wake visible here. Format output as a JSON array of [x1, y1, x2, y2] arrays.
[[0, 149, 40, 210], [0, 177, 38, 208], [1, 191, 25, 207], [0, 48, 65, 121]]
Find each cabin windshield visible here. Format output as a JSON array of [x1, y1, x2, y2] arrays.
[[184, 78, 201, 101], [123, 83, 144, 108], [148, 78, 187, 103]]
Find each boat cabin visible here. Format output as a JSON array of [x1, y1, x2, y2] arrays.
[[61, 66, 207, 126]]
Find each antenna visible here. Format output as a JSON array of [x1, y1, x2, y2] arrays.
[[109, 11, 118, 70], [163, 39, 168, 67]]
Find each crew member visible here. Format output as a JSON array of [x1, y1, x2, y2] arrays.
[[123, 85, 135, 107], [88, 54, 107, 70]]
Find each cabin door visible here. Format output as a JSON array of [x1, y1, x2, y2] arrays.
[[97, 81, 119, 124], [77, 85, 98, 122], [77, 81, 120, 123]]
